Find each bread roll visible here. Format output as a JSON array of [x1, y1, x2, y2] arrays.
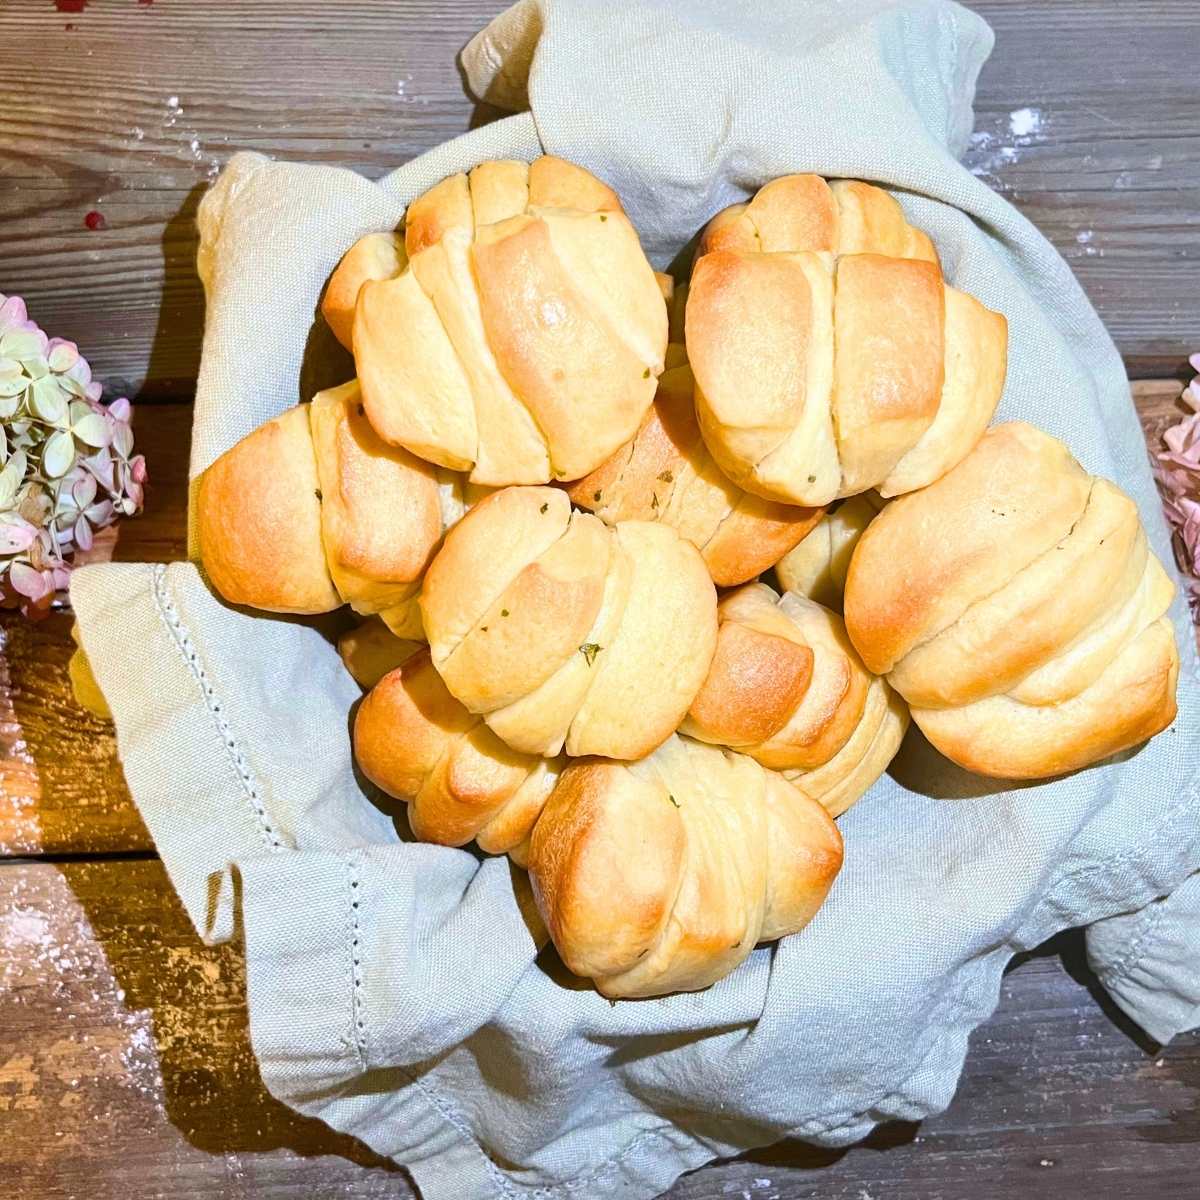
[[354, 649, 560, 863], [420, 486, 718, 760], [686, 174, 1007, 506], [774, 493, 883, 608], [322, 232, 406, 350], [844, 422, 1180, 778], [197, 381, 455, 622], [338, 616, 422, 689], [567, 358, 824, 586], [681, 583, 907, 815], [352, 156, 668, 486], [528, 734, 843, 998]]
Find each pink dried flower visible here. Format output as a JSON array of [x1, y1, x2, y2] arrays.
[[1153, 353, 1200, 618], [0, 294, 146, 618]]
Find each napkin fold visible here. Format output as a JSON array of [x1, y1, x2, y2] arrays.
[[72, 2, 1200, 1197]]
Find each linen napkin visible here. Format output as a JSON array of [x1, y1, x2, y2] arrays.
[[72, 2, 1200, 1197]]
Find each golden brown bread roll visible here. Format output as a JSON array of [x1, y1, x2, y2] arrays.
[[527, 734, 843, 998], [354, 649, 561, 863], [322, 232, 406, 350], [196, 381, 464, 624], [844, 422, 1180, 779], [686, 174, 1007, 506], [774, 493, 884, 608], [420, 486, 718, 760], [681, 583, 907, 816], [337, 616, 423, 689], [351, 156, 668, 486], [566, 359, 824, 586]]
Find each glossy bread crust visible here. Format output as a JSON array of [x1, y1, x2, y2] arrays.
[[528, 735, 843, 998], [421, 485, 718, 761], [351, 156, 667, 486], [687, 174, 1006, 506], [844, 423, 1180, 778]]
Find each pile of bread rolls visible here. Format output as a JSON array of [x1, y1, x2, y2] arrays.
[[197, 157, 1180, 999]]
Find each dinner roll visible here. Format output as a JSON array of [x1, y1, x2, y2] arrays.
[[352, 156, 667, 486], [681, 583, 907, 816], [322, 232, 406, 350], [337, 616, 423, 689], [528, 734, 843, 998], [196, 381, 463, 626], [567, 358, 824, 586], [420, 486, 718, 760], [844, 422, 1180, 778], [686, 174, 1007, 506], [774, 493, 884, 608], [355, 649, 560, 863]]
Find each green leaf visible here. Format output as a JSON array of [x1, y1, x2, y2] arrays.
[[71, 412, 109, 448], [42, 429, 77, 478], [30, 376, 68, 425]]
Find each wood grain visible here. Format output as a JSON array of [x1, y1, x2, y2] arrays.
[[1, 858, 1196, 1199], [1, 0, 1197, 400], [0, 383, 1191, 858]]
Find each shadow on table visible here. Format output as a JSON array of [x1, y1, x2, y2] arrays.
[[64, 860, 412, 1188]]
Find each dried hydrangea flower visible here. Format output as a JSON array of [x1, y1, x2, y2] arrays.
[[1153, 352, 1200, 618], [0, 293, 146, 617]]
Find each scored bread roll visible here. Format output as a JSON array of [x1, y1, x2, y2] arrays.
[[354, 649, 561, 864], [681, 583, 907, 816], [774, 493, 884, 608], [322, 232, 406, 350], [528, 734, 843, 998], [420, 486, 718, 760], [566, 357, 824, 586], [196, 380, 478, 631], [350, 155, 668, 486], [686, 174, 1007, 506], [844, 422, 1180, 779]]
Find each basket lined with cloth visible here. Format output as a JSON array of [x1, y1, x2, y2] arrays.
[[70, 2, 1200, 1198]]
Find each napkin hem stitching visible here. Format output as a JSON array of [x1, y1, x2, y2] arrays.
[[151, 561, 285, 854]]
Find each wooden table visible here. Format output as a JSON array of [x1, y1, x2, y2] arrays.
[[1, 2, 1198, 1197]]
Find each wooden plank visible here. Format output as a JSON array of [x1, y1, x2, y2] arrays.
[[967, 0, 1200, 382], [1, 0, 1197, 399], [0, 859, 403, 1198], [1, 859, 1196, 1199], [0, 383, 1193, 857], [0, 403, 190, 856]]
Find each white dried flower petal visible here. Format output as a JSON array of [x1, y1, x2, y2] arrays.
[[30, 376, 68, 424], [48, 342, 80, 372], [42, 428, 76, 478], [71, 412, 109, 448], [0, 331, 43, 361], [0, 464, 20, 510], [112, 421, 134, 460]]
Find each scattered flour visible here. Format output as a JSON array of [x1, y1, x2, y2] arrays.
[[1009, 106, 1042, 138], [965, 106, 1048, 189]]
